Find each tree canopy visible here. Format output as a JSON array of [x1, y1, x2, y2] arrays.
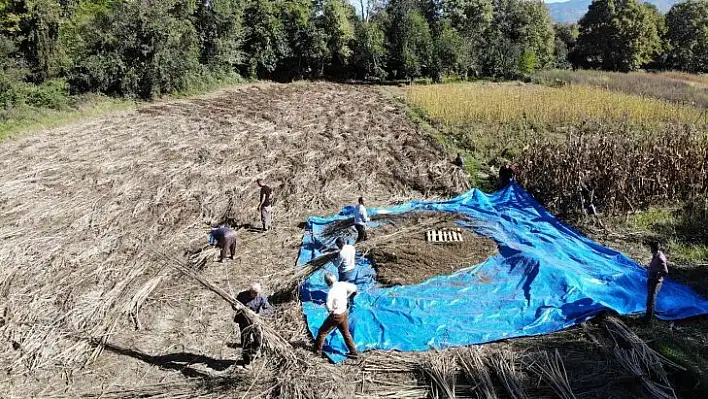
[[0, 0, 706, 104], [665, 0, 708, 73]]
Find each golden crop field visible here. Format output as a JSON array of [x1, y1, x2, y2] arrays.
[[407, 82, 704, 126]]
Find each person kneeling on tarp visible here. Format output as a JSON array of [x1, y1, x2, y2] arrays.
[[335, 237, 356, 283], [234, 283, 272, 366], [315, 273, 359, 359], [209, 226, 238, 262]]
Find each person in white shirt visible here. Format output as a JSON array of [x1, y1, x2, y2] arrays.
[[353, 197, 370, 243], [335, 237, 356, 283], [314, 273, 359, 359]]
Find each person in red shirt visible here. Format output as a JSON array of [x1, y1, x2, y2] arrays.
[[645, 241, 669, 321]]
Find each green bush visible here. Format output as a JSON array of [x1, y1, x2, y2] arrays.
[[0, 75, 69, 110], [25, 79, 69, 109]]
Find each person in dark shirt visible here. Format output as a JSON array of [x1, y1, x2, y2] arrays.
[[209, 226, 237, 262], [256, 179, 274, 231], [454, 153, 464, 169], [233, 282, 272, 365], [645, 241, 669, 322], [498, 164, 515, 189]]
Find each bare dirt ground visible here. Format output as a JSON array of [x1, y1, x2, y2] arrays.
[[0, 82, 463, 398], [0, 82, 698, 399], [367, 217, 497, 286]]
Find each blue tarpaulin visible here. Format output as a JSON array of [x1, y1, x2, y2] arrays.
[[297, 184, 708, 363]]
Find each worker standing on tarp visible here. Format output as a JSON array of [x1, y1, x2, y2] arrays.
[[354, 197, 370, 243], [645, 241, 669, 322], [234, 282, 272, 367], [256, 179, 274, 231], [209, 226, 238, 262], [335, 237, 356, 283], [315, 273, 359, 359]]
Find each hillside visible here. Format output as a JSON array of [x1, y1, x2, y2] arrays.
[[548, 0, 679, 23]]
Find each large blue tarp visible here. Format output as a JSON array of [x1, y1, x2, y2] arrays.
[[297, 184, 708, 363]]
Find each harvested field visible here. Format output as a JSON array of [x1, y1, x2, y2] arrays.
[[0, 81, 695, 398], [0, 82, 461, 397], [366, 215, 498, 286]]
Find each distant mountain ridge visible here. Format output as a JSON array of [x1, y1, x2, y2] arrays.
[[548, 0, 680, 23]]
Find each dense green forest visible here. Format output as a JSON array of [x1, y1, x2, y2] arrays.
[[1, 0, 707, 105]]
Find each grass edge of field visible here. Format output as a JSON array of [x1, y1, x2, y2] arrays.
[[378, 85, 495, 192], [0, 76, 252, 143]]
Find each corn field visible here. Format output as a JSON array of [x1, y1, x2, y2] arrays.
[[517, 125, 708, 216], [407, 83, 704, 127]]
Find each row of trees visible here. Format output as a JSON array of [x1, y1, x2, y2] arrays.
[[562, 0, 708, 73], [1, 0, 706, 103]]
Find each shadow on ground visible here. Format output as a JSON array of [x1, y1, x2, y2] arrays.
[[102, 342, 237, 378]]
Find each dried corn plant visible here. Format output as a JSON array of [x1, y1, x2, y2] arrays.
[[488, 348, 528, 399], [458, 347, 497, 399], [518, 124, 708, 216], [527, 350, 576, 399], [588, 316, 680, 399], [420, 352, 459, 399]]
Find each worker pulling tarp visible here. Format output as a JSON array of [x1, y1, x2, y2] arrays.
[[297, 184, 708, 363]]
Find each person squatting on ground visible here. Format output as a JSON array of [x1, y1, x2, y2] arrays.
[[209, 226, 238, 262], [645, 241, 669, 321], [335, 237, 356, 283], [454, 153, 464, 169], [354, 197, 370, 243], [256, 179, 274, 231], [234, 283, 272, 365], [315, 273, 359, 359], [498, 163, 516, 189]]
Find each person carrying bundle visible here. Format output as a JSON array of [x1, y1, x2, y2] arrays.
[[234, 283, 272, 366], [314, 273, 359, 359], [209, 226, 238, 262], [354, 197, 370, 243], [335, 237, 356, 283]]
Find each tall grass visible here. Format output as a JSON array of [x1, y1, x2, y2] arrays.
[[533, 69, 708, 108], [656, 71, 708, 87], [0, 73, 246, 142], [407, 82, 704, 127], [0, 96, 133, 142]]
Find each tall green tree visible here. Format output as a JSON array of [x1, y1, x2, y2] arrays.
[[1, 0, 65, 82], [443, 0, 493, 76], [194, 0, 244, 73], [353, 19, 387, 79], [280, 0, 326, 79], [481, 0, 555, 78], [571, 0, 663, 72], [321, 0, 356, 76], [242, 0, 289, 78], [69, 0, 200, 98], [430, 20, 467, 81], [554, 23, 578, 68], [519, 0, 555, 70], [386, 1, 433, 80], [665, 0, 708, 73]]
